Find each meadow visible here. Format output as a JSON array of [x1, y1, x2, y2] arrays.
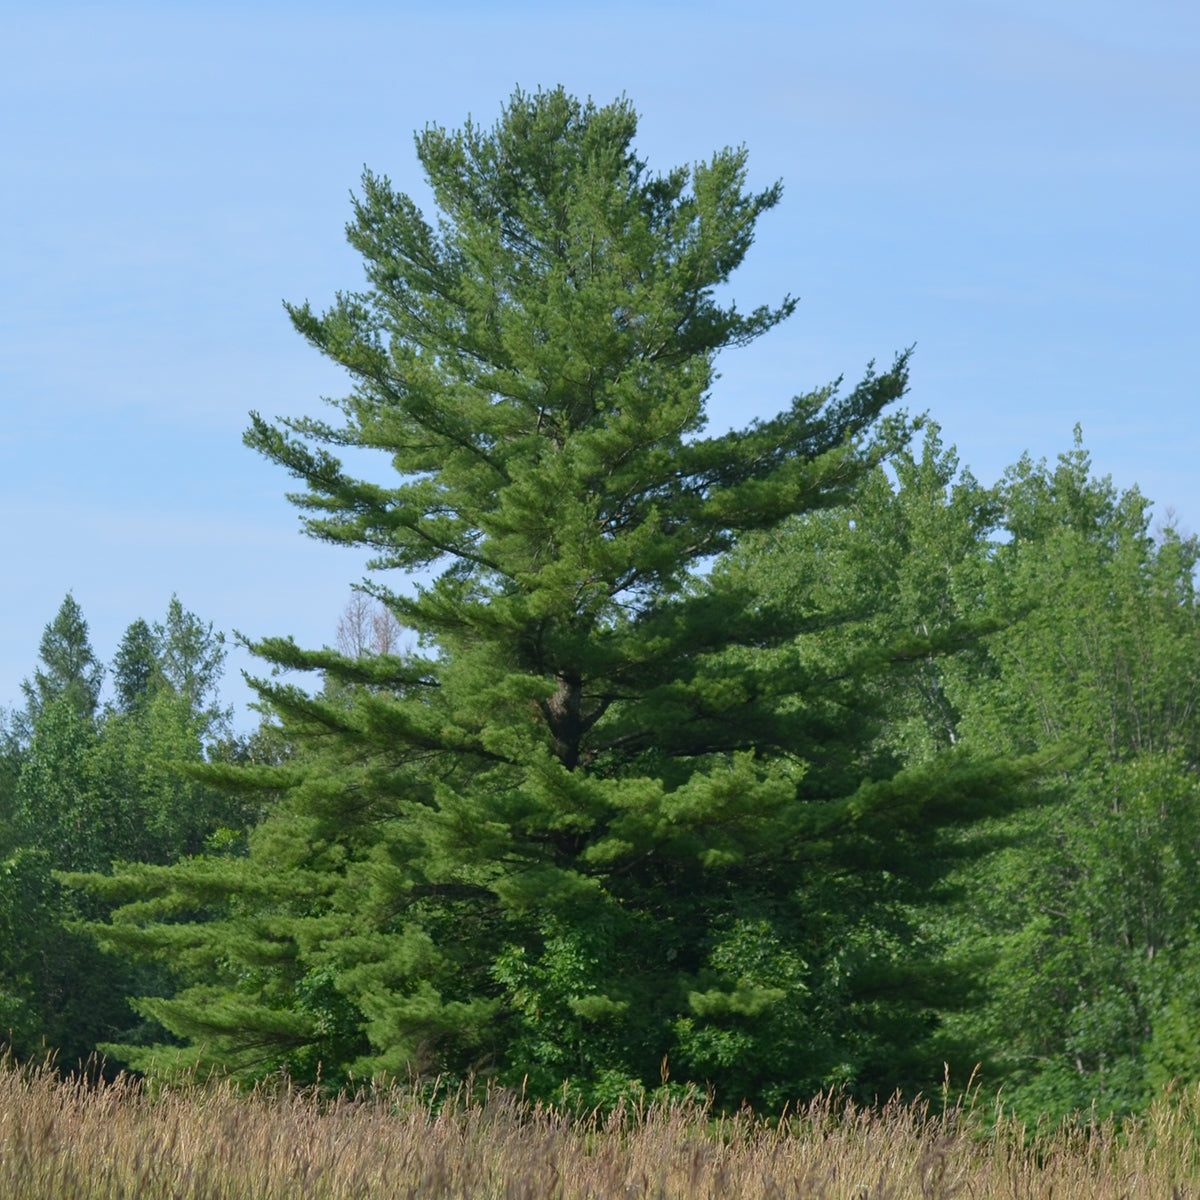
[[2, 1061, 1199, 1199]]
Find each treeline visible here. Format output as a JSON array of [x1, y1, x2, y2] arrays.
[[5, 88, 1200, 1123], [0, 597, 269, 1066]]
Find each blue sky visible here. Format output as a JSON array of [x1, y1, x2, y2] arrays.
[[2, 1, 1197, 727]]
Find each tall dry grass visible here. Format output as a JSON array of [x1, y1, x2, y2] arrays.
[[1, 1059, 1199, 1198]]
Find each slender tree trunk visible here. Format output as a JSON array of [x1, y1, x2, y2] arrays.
[[544, 672, 584, 769]]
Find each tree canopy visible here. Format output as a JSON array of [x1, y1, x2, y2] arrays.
[[20, 594, 104, 727], [14, 98, 1196, 1117], [72, 89, 1032, 1107], [0, 595, 250, 1070]]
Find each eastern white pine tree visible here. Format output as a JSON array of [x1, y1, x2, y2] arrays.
[[79, 89, 1021, 1105]]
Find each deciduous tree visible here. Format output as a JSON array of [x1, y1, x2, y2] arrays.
[[933, 439, 1200, 1118], [0, 597, 245, 1069]]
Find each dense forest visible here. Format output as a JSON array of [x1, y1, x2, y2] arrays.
[[4, 89, 1199, 1123]]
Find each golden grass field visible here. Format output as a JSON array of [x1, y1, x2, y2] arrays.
[[2, 1060, 1200, 1198]]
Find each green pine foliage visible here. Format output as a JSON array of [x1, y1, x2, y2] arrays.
[[74, 90, 1029, 1107], [20, 593, 104, 728], [112, 619, 161, 713]]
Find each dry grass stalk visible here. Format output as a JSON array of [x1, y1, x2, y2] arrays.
[[0, 1060, 1198, 1198]]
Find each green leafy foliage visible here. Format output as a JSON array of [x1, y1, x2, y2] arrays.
[[0, 595, 252, 1069], [932, 438, 1200, 1119]]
